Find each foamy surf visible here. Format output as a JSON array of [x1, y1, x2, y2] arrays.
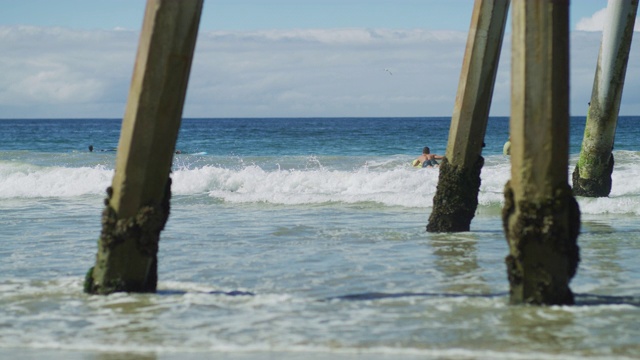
[[3, 153, 640, 214]]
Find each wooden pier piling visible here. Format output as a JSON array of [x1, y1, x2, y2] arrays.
[[573, 0, 638, 197], [428, 0, 510, 232], [503, 0, 580, 305], [85, 0, 203, 295]]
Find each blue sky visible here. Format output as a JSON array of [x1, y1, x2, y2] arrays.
[[0, 0, 609, 31], [1, 0, 638, 118]]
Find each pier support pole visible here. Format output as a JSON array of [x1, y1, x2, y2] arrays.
[[572, 0, 638, 197], [503, 0, 580, 305], [428, 0, 510, 232], [85, 0, 203, 295]]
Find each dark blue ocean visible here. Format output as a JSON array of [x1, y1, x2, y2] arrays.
[[7, 116, 639, 155], [1, 117, 469, 155], [1, 117, 639, 359]]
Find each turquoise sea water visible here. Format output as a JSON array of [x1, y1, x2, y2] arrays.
[[1, 117, 639, 359]]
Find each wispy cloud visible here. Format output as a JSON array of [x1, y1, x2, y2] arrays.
[[188, 28, 468, 117], [0, 26, 136, 117], [576, 7, 640, 32], [0, 25, 638, 118]]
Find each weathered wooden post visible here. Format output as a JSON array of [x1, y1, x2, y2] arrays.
[[428, 0, 510, 232], [572, 0, 638, 197], [84, 0, 203, 294], [502, 0, 580, 305]]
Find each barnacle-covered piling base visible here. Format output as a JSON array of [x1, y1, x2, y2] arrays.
[[502, 181, 580, 305], [84, 180, 171, 295], [427, 156, 483, 233], [572, 154, 614, 197]]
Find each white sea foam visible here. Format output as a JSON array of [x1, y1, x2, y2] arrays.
[[0, 162, 112, 198], [3, 154, 640, 214], [199, 165, 441, 207]]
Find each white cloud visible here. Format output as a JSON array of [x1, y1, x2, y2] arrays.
[[576, 7, 640, 32], [186, 28, 469, 117], [7, 59, 103, 103], [0, 25, 638, 118], [0, 26, 137, 117], [576, 8, 608, 31]]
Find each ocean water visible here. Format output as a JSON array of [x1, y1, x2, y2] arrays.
[[1, 117, 639, 360]]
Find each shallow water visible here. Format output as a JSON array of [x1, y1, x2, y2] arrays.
[[2, 198, 639, 359], [1, 118, 640, 359]]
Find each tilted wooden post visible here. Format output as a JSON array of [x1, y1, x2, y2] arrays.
[[503, 0, 580, 305], [85, 0, 203, 294], [428, 0, 510, 232], [573, 0, 638, 197]]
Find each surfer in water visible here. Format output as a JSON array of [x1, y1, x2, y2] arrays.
[[503, 137, 511, 156], [413, 146, 443, 168], [88, 144, 117, 152]]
